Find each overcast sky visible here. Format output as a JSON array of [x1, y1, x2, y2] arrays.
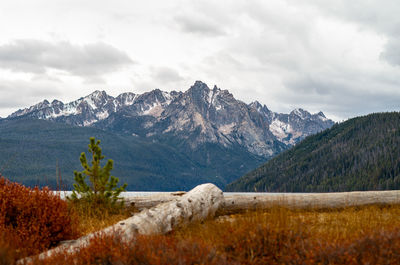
[[0, 0, 399, 121]]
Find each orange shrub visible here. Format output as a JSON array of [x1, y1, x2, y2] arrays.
[[0, 231, 17, 265], [36, 232, 231, 265], [313, 229, 400, 264], [0, 176, 79, 258]]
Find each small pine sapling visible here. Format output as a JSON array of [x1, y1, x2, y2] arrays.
[[68, 137, 127, 209]]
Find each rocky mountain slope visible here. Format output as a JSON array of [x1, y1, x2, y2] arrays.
[[227, 112, 400, 192], [9, 81, 334, 158]]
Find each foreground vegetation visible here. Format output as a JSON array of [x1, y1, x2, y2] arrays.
[[2, 176, 400, 264], [0, 176, 132, 264], [26, 204, 400, 265]]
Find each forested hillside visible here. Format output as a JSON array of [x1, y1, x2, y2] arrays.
[[227, 112, 400, 192], [0, 118, 265, 190]]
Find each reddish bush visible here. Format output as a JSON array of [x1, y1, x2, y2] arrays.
[[313, 229, 400, 264], [0, 176, 79, 258], [0, 231, 17, 265], [220, 226, 310, 264], [34, 209, 400, 265], [36, 233, 231, 265]]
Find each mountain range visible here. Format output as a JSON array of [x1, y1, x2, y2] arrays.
[[1, 81, 334, 190], [227, 112, 400, 192]]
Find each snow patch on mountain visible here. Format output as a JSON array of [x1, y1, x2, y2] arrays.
[[269, 119, 292, 140], [143, 105, 164, 117], [96, 110, 109, 120], [8, 81, 335, 157]]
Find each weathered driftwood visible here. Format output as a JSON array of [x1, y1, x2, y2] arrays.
[[124, 190, 400, 216], [21, 183, 223, 263], [117, 184, 222, 237], [124, 191, 187, 211], [217, 190, 400, 215]]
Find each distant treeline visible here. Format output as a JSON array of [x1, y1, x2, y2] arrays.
[[0, 118, 265, 191]]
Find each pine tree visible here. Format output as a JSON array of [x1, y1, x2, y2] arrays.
[[68, 137, 127, 208]]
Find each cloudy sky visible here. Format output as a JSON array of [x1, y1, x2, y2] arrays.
[[0, 0, 399, 121]]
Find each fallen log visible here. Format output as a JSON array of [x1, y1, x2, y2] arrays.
[[126, 190, 400, 213], [117, 184, 222, 238], [217, 190, 400, 215], [124, 191, 187, 210], [124, 190, 400, 216], [20, 183, 223, 263]]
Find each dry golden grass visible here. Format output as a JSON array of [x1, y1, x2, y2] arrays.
[[68, 201, 137, 236], [180, 204, 400, 241], [34, 204, 400, 265], [173, 204, 400, 264]]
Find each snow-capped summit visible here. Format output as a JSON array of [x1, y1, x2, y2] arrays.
[[10, 100, 51, 118], [291, 108, 311, 119], [8, 81, 334, 157], [10, 90, 129, 126]]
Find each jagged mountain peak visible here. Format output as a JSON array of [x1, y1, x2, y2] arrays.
[[7, 80, 335, 157], [31, 99, 51, 109], [138, 88, 164, 100], [187, 81, 211, 97], [88, 89, 108, 97], [317, 111, 326, 118], [116, 92, 136, 106], [183, 82, 238, 110], [51, 99, 63, 105], [290, 108, 311, 119], [136, 88, 178, 107], [80, 90, 113, 108], [192, 80, 209, 89], [289, 108, 330, 122], [249, 101, 272, 122], [9, 99, 51, 118], [249, 101, 270, 112], [249, 100, 262, 108]]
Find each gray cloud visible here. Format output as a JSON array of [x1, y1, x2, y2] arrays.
[[287, 0, 400, 69], [289, 0, 400, 36], [282, 70, 400, 120], [0, 40, 133, 79], [150, 66, 184, 84], [380, 38, 400, 67], [285, 75, 333, 96], [186, 0, 400, 120], [174, 14, 226, 36], [0, 79, 63, 117], [1, 0, 399, 121]]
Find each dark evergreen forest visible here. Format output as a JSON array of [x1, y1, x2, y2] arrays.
[[227, 112, 400, 192], [0, 118, 264, 191]]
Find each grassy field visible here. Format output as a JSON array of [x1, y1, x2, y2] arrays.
[[2, 178, 400, 264], [23, 205, 400, 264]]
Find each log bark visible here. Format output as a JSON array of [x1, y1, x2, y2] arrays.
[[21, 183, 223, 263], [217, 190, 400, 215], [124, 191, 187, 211], [125, 190, 400, 216], [117, 183, 223, 238]]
